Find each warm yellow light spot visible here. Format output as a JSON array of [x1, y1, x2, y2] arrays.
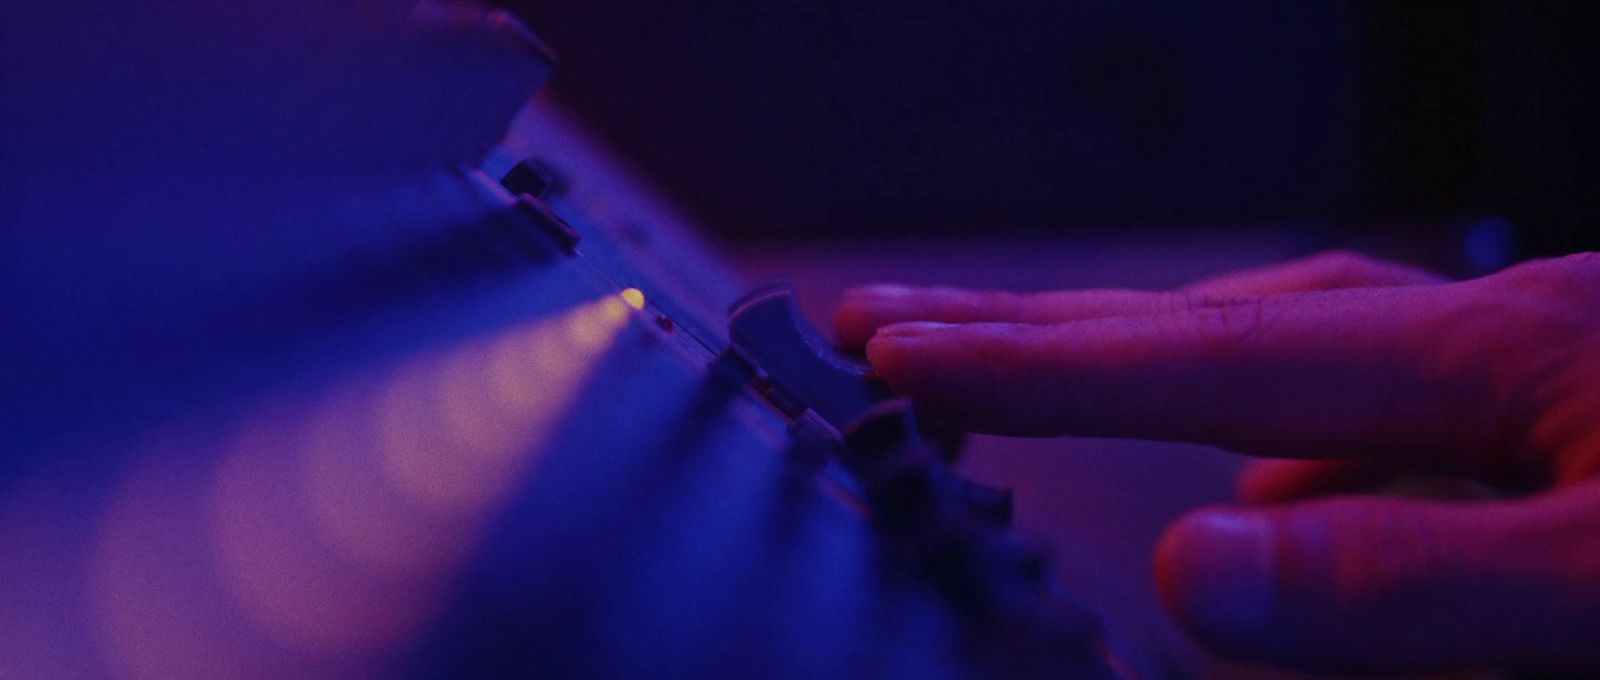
[[82, 293, 643, 680], [370, 296, 633, 510], [569, 312, 612, 348], [619, 287, 646, 311], [602, 297, 629, 324]]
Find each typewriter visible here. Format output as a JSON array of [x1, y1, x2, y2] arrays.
[[0, 5, 1201, 678]]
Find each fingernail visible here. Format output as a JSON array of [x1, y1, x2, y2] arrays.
[[873, 321, 958, 340], [850, 284, 917, 301], [1160, 509, 1275, 635]]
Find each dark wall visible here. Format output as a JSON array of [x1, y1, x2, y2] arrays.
[[1476, 2, 1600, 257], [507, 2, 1597, 253]]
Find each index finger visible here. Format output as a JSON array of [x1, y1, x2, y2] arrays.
[[865, 283, 1530, 477]]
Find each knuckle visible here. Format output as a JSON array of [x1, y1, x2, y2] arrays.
[[1471, 256, 1600, 351], [984, 289, 1029, 319], [1555, 252, 1600, 295], [1170, 290, 1250, 313], [1308, 249, 1377, 280], [1492, 252, 1600, 305], [1558, 250, 1600, 270], [1179, 296, 1271, 355]]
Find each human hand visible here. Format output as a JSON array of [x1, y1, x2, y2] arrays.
[[834, 251, 1600, 675]]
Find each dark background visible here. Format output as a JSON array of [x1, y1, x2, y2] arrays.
[[505, 1, 1598, 257]]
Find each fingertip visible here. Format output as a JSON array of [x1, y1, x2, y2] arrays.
[[1160, 494, 1600, 673], [1236, 459, 1397, 505], [834, 284, 921, 351], [1155, 508, 1278, 656], [866, 321, 1089, 436], [850, 283, 919, 299], [873, 320, 961, 339], [1237, 460, 1328, 504], [862, 321, 945, 384], [832, 302, 876, 352], [863, 327, 902, 380], [1235, 462, 1288, 504], [864, 321, 976, 421]]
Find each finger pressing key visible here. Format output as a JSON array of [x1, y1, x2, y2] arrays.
[[864, 284, 1533, 479]]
